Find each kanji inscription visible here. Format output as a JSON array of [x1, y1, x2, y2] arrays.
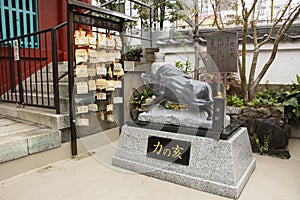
[[147, 136, 191, 166]]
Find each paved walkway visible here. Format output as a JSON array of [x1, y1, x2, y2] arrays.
[[0, 138, 299, 200]]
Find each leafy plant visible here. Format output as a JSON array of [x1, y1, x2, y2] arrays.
[[124, 47, 142, 61], [227, 94, 245, 108], [165, 102, 187, 110], [130, 88, 153, 110], [248, 81, 281, 108], [253, 133, 269, 154], [282, 74, 300, 122], [175, 60, 192, 75]]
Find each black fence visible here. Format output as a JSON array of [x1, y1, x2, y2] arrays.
[[0, 22, 67, 114]]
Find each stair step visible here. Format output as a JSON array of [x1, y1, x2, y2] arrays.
[[42, 62, 69, 73], [28, 71, 69, 82], [0, 115, 61, 164], [20, 82, 69, 98], [1, 93, 69, 114], [25, 61, 69, 83], [0, 102, 70, 129]]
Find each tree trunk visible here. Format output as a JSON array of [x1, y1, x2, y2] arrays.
[[159, 5, 165, 30], [248, 46, 260, 101], [241, 20, 248, 103], [252, 40, 279, 89]]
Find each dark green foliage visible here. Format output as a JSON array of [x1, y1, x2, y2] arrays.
[[248, 85, 281, 108], [124, 48, 143, 61], [282, 75, 300, 122], [130, 88, 153, 110]]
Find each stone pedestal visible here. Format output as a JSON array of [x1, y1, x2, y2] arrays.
[[112, 125, 256, 199]]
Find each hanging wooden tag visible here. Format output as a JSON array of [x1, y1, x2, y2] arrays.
[[76, 65, 88, 77], [98, 50, 106, 62], [106, 104, 113, 112], [98, 33, 107, 48], [75, 49, 88, 63], [88, 103, 98, 112], [115, 50, 121, 60], [77, 118, 89, 126], [74, 29, 86, 38], [113, 97, 123, 104], [106, 80, 115, 91], [96, 78, 107, 86], [106, 52, 115, 62], [96, 92, 106, 100], [114, 62, 122, 71], [96, 66, 107, 75], [88, 49, 98, 57], [88, 80, 96, 91], [100, 112, 105, 121], [114, 80, 122, 88], [106, 39, 115, 49], [87, 68, 96, 77], [107, 114, 114, 122], [76, 82, 88, 94], [88, 33, 97, 46], [77, 105, 89, 114], [115, 36, 122, 50]]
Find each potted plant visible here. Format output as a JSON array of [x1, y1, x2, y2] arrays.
[[130, 88, 153, 121]]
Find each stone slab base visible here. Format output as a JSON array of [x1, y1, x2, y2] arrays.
[[0, 129, 61, 163], [112, 125, 256, 199]]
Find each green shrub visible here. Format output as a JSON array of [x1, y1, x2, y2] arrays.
[[175, 60, 191, 75], [227, 94, 245, 108], [282, 75, 300, 122], [130, 88, 153, 110]]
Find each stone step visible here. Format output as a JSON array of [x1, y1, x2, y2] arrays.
[[1, 92, 69, 114], [25, 62, 69, 83], [28, 71, 69, 83], [20, 82, 69, 98], [0, 115, 61, 164], [42, 62, 69, 73], [0, 102, 70, 130]]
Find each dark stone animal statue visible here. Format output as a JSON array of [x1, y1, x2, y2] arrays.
[[141, 64, 213, 120]]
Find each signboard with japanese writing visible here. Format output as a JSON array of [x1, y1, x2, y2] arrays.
[[147, 136, 191, 166], [13, 40, 20, 61], [206, 31, 238, 73]]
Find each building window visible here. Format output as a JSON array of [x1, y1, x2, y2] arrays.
[[0, 0, 39, 47]]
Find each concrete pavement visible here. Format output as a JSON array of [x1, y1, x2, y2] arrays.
[[0, 134, 299, 200]]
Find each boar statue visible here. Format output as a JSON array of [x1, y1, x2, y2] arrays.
[[141, 64, 213, 120]]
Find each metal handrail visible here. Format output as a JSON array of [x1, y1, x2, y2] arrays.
[[0, 22, 68, 114]]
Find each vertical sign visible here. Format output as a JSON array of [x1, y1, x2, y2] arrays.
[[212, 96, 226, 131], [13, 40, 20, 61], [206, 31, 238, 73]]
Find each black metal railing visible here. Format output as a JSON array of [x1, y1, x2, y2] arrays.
[[0, 22, 67, 114]]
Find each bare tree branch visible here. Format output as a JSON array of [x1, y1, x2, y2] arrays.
[[252, 4, 300, 88], [210, 0, 223, 30], [258, 0, 292, 48]]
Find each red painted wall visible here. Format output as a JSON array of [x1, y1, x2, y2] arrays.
[[38, 0, 67, 60], [0, 0, 93, 95], [37, 0, 91, 61]]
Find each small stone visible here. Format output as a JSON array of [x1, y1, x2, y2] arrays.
[[230, 115, 239, 120], [269, 106, 284, 119], [257, 107, 271, 118], [242, 108, 263, 118], [226, 106, 243, 115]]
